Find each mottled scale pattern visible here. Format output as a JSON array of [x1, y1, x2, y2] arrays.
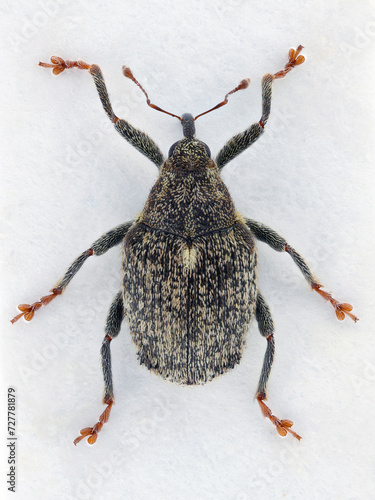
[[122, 222, 257, 384], [141, 141, 236, 238]]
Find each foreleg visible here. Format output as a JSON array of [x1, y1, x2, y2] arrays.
[[39, 57, 165, 167], [216, 46, 305, 170]]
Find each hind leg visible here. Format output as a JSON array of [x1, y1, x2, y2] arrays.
[[255, 291, 301, 440], [74, 291, 124, 445]]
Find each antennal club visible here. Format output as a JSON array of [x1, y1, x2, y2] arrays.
[[194, 78, 251, 121], [122, 66, 181, 121]]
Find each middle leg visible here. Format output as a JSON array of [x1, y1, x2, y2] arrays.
[[11, 221, 132, 324], [245, 218, 358, 322]]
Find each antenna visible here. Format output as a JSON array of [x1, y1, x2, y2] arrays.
[[194, 78, 250, 120], [123, 66, 250, 122], [122, 66, 181, 121]]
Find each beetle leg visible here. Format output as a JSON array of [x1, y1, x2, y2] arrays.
[[216, 46, 305, 170], [215, 81, 267, 170], [10, 250, 91, 323], [11, 222, 132, 324], [39, 57, 164, 168], [286, 246, 359, 322], [74, 291, 124, 445], [255, 291, 302, 440], [245, 218, 359, 322]]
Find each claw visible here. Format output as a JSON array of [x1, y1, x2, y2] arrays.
[[312, 283, 359, 322], [73, 399, 113, 446], [256, 393, 302, 441], [39, 57, 91, 75], [10, 288, 62, 324], [73, 427, 95, 446], [274, 45, 305, 79]]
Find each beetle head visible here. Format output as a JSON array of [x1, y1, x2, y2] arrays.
[[181, 113, 195, 140], [167, 114, 211, 159]]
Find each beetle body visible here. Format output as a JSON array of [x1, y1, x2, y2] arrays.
[[124, 138, 257, 383]]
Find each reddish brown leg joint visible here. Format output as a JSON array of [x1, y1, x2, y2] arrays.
[[10, 287, 63, 324], [73, 396, 114, 446], [256, 393, 302, 441]]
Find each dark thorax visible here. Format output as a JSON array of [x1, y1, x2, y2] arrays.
[[140, 138, 237, 239]]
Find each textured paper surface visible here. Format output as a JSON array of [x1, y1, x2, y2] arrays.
[[1, 1, 374, 499]]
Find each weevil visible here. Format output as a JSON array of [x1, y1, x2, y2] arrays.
[[11, 46, 358, 445]]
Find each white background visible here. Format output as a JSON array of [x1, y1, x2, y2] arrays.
[[1, 1, 374, 499]]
